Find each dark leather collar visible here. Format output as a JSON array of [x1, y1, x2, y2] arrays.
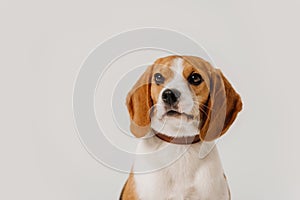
[[153, 130, 201, 145]]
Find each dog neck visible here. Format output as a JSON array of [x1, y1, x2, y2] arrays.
[[153, 129, 201, 145]]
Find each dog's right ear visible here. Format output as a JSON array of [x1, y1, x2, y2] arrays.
[[126, 65, 154, 137]]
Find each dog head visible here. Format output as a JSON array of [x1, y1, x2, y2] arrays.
[[126, 55, 242, 141]]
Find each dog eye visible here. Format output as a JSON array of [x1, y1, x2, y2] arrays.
[[187, 73, 203, 85], [154, 73, 165, 85]]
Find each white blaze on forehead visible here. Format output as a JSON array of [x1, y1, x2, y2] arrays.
[[172, 58, 184, 77], [166, 58, 187, 92]]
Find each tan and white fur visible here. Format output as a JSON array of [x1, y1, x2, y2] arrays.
[[120, 55, 242, 200]]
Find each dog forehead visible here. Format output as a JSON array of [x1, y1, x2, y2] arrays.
[[153, 56, 184, 76], [171, 58, 184, 75], [154, 55, 179, 67], [152, 55, 212, 86], [153, 55, 209, 72]]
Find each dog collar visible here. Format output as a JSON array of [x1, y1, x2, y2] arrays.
[[153, 130, 201, 145]]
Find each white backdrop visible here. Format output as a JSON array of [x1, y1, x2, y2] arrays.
[[1, 0, 299, 199]]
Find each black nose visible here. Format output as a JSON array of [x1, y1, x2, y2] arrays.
[[162, 89, 181, 106]]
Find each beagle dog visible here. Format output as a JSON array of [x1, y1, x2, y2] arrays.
[[120, 55, 242, 200]]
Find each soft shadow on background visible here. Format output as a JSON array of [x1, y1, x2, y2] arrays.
[[1, 0, 299, 199]]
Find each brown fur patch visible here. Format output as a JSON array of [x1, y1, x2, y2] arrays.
[[120, 173, 138, 200], [126, 65, 154, 137], [181, 57, 210, 113]]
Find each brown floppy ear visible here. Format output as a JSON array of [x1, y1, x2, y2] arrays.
[[200, 69, 242, 141], [126, 65, 154, 137]]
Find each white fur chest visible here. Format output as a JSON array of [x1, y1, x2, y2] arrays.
[[133, 137, 230, 200]]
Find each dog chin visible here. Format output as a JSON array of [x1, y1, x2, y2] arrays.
[[150, 114, 200, 137]]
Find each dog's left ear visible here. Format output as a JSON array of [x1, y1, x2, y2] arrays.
[[126, 65, 154, 137], [200, 69, 243, 141]]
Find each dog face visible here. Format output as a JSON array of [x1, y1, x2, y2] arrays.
[[126, 55, 242, 141]]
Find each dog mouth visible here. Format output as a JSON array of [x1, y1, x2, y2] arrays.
[[166, 110, 181, 116], [163, 110, 194, 120]]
